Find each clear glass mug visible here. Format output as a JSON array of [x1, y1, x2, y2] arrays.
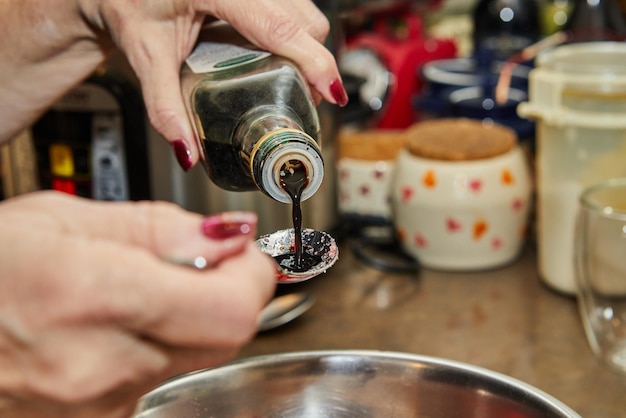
[[575, 178, 626, 374]]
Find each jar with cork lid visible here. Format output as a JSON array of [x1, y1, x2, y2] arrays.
[[392, 118, 532, 271]]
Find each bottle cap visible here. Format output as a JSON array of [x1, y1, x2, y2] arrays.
[[250, 128, 324, 203]]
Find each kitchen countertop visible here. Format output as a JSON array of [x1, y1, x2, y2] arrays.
[[239, 241, 626, 418]]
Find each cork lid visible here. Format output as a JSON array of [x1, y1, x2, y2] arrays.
[[405, 118, 517, 161], [337, 128, 408, 161]]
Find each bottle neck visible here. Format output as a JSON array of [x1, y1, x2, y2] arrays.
[[248, 128, 324, 203], [236, 106, 305, 150]]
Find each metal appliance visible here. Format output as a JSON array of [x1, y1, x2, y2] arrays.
[[31, 69, 151, 201]]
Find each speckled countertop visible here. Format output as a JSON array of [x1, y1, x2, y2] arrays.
[[239, 243, 626, 418]]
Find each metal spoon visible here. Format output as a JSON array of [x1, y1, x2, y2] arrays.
[[255, 228, 339, 283], [169, 228, 338, 284], [257, 292, 315, 332]]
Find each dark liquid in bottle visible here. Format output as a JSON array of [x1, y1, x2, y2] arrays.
[[190, 58, 320, 192], [274, 159, 322, 273]]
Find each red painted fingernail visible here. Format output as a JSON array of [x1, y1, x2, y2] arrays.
[[172, 139, 192, 172], [201, 212, 257, 239], [330, 78, 348, 107]]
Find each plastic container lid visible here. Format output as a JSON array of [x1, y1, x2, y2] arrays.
[[536, 42, 626, 77], [518, 42, 626, 128]]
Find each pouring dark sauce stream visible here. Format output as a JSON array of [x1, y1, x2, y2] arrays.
[[274, 160, 322, 273]]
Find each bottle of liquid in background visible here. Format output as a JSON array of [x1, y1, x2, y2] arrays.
[[472, 0, 541, 59], [565, 0, 626, 41], [181, 24, 324, 204], [539, 0, 573, 36]]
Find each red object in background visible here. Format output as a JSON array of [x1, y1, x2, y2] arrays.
[[345, 12, 457, 129], [52, 178, 77, 195]]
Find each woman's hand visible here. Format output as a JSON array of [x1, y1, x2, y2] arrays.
[[0, 0, 346, 169], [0, 191, 276, 418], [93, 0, 345, 170]]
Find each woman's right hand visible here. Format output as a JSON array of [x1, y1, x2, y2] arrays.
[[0, 191, 276, 418], [1, 0, 346, 169], [87, 0, 347, 170]]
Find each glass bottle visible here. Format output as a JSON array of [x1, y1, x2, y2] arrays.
[[472, 0, 541, 60], [181, 26, 324, 204], [539, 0, 573, 36], [565, 0, 626, 41]]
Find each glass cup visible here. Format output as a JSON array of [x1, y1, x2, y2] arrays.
[[575, 178, 626, 374]]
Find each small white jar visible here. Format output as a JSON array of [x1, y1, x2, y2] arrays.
[[337, 158, 396, 220], [336, 129, 407, 223], [392, 119, 532, 271]]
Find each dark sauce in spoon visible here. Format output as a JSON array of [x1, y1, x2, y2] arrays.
[[274, 159, 322, 273]]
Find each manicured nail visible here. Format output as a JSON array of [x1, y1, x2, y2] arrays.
[[330, 78, 348, 107], [201, 212, 257, 239], [172, 139, 192, 172]]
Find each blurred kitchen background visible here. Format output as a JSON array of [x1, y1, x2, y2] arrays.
[[2, 0, 626, 236]]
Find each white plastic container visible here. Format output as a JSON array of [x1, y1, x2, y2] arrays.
[[518, 42, 626, 294]]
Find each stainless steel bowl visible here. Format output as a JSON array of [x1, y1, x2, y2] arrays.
[[134, 350, 580, 417]]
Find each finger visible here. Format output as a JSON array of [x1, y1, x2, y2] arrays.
[[138, 51, 198, 170], [152, 345, 239, 382], [14, 346, 239, 418], [71, 202, 259, 267], [117, 17, 206, 171], [9, 192, 256, 267], [273, 0, 330, 43], [17, 326, 168, 404], [143, 243, 276, 347], [206, 0, 347, 106], [88, 345, 237, 418], [59, 237, 276, 347]]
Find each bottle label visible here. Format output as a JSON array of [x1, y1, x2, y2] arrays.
[[186, 42, 271, 74]]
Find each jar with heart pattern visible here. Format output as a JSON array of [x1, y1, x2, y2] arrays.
[[392, 118, 532, 271], [337, 128, 407, 225]]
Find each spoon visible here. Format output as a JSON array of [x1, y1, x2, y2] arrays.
[[255, 228, 339, 283], [167, 228, 338, 283], [257, 292, 315, 332]]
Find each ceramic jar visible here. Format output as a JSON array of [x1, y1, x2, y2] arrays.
[[392, 119, 532, 271], [337, 129, 407, 225]]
